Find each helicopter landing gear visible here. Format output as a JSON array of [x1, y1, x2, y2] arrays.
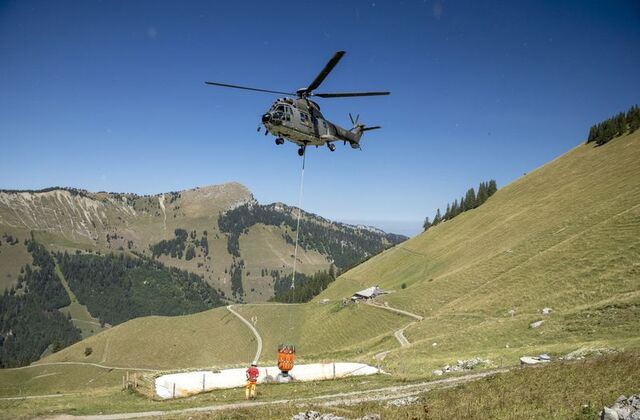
[[327, 143, 336, 152], [297, 146, 305, 156], [275, 137, 285, 145]]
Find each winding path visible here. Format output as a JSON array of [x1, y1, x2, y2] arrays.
[[226, 305, 263, 363], [9, 361, 157, 372], [393, 322, 416, 347], [49, 368, 509, 419], [364, 300, 423, 348], [364, 300, 423, 321]]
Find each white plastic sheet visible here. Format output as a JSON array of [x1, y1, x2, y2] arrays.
[[155, 362, 379, 399]]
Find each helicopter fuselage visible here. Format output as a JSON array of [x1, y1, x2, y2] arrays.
[[262, 98, 361, 149], [206, 50, 387, 155]]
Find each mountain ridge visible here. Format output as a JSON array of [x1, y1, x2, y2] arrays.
[[0, 181, 405, 302]]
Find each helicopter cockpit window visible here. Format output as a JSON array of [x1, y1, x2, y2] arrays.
[[283, 105, 292, 121], [272, 105, 285, 120]]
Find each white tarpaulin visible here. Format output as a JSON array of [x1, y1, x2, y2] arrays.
[[155, 362, 379, 399]]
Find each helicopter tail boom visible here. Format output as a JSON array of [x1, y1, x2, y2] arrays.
[[350, 113, 381, 143]]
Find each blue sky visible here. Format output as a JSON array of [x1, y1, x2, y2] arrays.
[[1, 0, 639, 236]]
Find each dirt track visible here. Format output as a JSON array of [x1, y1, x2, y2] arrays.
[[49, 368, 509, 419], [227, 305, 263, 363]]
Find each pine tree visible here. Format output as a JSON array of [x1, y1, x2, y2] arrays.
[[433, 209, 442, 225], [423, 217, 431, 231], [477, 182, 488, 205], [464, 188, 476, 211], [451, 199, 459, 218], [587, 125, 597, 143], [488, 180, 498, 196], [598, 119, 616, 145], [628, 105, 640, 133], [615, 112, 627, 136]]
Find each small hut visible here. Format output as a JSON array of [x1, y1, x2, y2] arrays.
[[351, 286, 387, 301]]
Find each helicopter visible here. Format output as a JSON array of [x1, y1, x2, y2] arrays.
[[205, 51, 389, 156]]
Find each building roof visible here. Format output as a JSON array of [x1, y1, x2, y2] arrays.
[[352, 286, 385, 299]]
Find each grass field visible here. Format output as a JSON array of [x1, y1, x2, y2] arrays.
[[0, 367, 416, 418], [1, 349, 636, 418], [0, 364, 124, 398], [0, 227, 31, 291], [316, 131, 640, 375], [180, 350, 638, 420], [35, 307, 256, 371], [238, 223, 331, 302], [234, 302, 410, 363]]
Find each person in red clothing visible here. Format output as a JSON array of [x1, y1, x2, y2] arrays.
[[245, 361, 259, 400]]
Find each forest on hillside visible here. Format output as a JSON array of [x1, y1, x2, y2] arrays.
[[0, 240, 80, 368], [587, 104, 640, 146], [271, 268, 336, 303], [218, 203, 406, 269], [57, 252, 223, 325], [423, 180, 498, 231], [149, 228, 209, 261]]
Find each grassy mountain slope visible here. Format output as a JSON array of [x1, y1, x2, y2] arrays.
[[0, 229, 31, 290], [0, 183, 403, 303], [233, 302, 408, 362], [37, 302, 407, 371], [316, 130, 640, 374], [38, 306, 255, 370]]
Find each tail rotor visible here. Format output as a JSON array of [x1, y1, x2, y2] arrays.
[[349, 113, 361, 130]]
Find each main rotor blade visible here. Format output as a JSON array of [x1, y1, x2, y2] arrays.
[[306, 51, 346, 92], [205, 81, 293, 96], [314, 91, 390, 98]]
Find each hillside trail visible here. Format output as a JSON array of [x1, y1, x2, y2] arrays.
[[393, 322, 416, 347], [8, 361, 157, 372], [45, 368, 509, 419], [363, 300, 423, 350], [226, 305, 263, 363]]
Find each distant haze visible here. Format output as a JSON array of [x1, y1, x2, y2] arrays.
[[341, 219, 422, 238]]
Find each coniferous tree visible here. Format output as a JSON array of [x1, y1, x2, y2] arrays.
[[450, 200, 459, 218], [615, 112, 626, 136], [628, 105, 640, 133], [433, 209, 442, 225], [606, 120, 617, 142], [477, 182, 488, 206], [587, 105, 639, 145], [423, 180, 498, 231], [587, 125, 597, 143], [464, 188, 476, 211], [488, 180, 498, 197]]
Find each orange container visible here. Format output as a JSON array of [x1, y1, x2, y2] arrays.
[[277, 343, 296, 372]]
